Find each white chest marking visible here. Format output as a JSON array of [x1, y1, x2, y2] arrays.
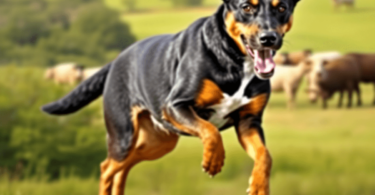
[[209, 60, 254, 128]]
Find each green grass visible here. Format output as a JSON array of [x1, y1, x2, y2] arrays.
[[120, 8, 216, 40], [285, 0, 375, 53], [2, 0, 375, 194], [2, 82, 375, 195]]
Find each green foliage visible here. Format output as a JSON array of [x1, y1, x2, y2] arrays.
[[0, 0, 136, 67], [0, 66, 107, 179]]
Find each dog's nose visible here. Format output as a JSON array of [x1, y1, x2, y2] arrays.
[[259, 32, 278, 47]]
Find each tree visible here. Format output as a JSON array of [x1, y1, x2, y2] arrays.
[[0, 0, 136, 67], [0, 66, 107, 179]]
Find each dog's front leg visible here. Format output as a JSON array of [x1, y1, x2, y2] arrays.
[[236, 119, 272, 195], [162, 104, 225, 177]]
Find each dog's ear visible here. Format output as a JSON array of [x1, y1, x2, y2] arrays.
[[222, 0, 230, 3], [293, 0, 300, 5]]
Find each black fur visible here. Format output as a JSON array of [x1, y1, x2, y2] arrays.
[[42, 63, 111, 115], [42, 1, 299, 161]]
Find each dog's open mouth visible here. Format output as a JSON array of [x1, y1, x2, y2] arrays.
[[241, 35, 275, 79]]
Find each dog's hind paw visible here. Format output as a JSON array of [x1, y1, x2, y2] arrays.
[[201, 133, 225, 177]]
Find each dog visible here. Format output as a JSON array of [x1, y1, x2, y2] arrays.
[[42, 0, 300, 194]]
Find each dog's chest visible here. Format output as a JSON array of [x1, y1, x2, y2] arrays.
[[207, 63, 254, 128]]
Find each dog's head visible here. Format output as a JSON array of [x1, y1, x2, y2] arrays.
[[224, 0, 300, 79]]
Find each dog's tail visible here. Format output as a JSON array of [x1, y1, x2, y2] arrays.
[[41, 62, 112, 115]]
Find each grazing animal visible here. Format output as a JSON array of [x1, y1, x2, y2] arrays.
[[313, 56, 361, 109], [273, 49, 312, 65], [42, 1, 301, 195], [44, 63, 84, 85], [270, 61, 312, 109], [306, 51, 342, 103], [273, 52, 288, 65], [346, 53, 375, 105], [333, 0, 354, 8], [82, 67, 102, 80]]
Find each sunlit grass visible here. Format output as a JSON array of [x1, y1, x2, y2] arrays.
[[121, 8, 217, 40], [1, 67, 375, 194]]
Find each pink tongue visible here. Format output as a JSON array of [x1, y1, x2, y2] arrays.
[[254, 50, 275, 74]]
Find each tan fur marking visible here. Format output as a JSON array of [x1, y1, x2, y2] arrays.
[[236, 125, 272, 195], [162, 108, 199, 137], [250, 0, 259, 5], [99, 106, 179, 195], [195, 79, 224, 108], [225, 12, 259, 55], [162, 108, 225, 176], [277, 15, 294, 35], [271, 0, 280, 7], [238, 94, 268, 118]]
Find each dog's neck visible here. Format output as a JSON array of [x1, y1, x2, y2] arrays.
[[203, 5, 248, 70]]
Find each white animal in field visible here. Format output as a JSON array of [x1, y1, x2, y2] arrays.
[[270, 61, 312, 109], [44, 63, 84, 85]]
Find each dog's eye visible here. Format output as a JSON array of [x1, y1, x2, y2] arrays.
[[278, 5, 286, 13], [242, 5, 257, 14]]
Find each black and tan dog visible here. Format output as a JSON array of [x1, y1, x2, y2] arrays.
[[42, 0, 300, 194]]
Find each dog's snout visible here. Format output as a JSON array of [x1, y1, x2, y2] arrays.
[[259, 32, 278, 47]]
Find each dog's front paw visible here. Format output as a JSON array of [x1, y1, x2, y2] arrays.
[[201, 133, 225, 177]]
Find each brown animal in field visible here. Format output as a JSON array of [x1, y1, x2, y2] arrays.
[[306, 51, 342, 102], [346, 53, 375, 105], [44, 63, 84, 85], [333, 0, 355, 8], [82, 67, 102, 80], [273, 49, 312, 65], [310, 55, 361, 109], [270, 61, 312, 109]]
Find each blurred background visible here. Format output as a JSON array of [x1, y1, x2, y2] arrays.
[[1, 0, 375, 194]]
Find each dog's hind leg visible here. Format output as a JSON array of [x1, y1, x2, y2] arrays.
[[99, 107, 179, 195]]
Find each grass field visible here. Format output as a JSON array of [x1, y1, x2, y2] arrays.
[[1, 83, 375, 195], [2, 0, 375, 195]]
